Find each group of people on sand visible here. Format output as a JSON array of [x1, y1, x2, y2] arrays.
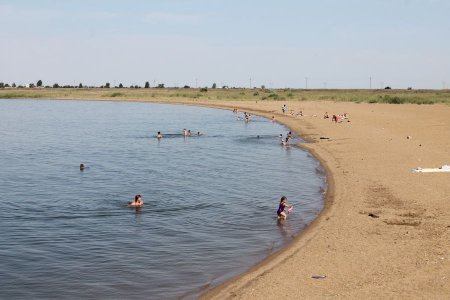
[[331, 113, 349, 123]]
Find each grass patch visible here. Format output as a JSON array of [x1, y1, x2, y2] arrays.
[[0, 93, 43, 99], [1, 88, 449, 105], [110, 92, 124, 97]]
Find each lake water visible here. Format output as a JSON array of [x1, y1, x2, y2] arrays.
[[0, 99, 326, 299]]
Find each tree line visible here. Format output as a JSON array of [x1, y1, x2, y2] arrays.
[[0, 80, 223, 90]]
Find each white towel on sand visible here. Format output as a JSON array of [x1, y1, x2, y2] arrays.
[[413, 165, 450, 173]]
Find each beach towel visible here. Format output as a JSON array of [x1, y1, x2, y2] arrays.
[[412, 165, 450, 173]]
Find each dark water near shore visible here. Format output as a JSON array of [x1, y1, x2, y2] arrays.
[[0, 99, 326, 299]]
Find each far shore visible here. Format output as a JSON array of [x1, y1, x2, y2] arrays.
[[3, 93, 450, 299]]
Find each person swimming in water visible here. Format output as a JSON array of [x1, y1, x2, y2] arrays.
[[157, 131, 163, 139], [277, 196, 292, 220], [128, 194, 144, 207], [79, 164, 85, 171]]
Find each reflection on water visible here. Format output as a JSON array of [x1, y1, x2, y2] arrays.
[[0, 99, 326, 299]]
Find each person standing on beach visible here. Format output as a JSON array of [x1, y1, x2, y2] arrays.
[[282, 104, 287, 114], [277, 196, 292, 220]]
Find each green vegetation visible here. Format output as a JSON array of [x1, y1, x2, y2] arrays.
[[0, 88, 449, 105]]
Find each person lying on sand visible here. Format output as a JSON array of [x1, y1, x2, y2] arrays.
[[129, 194, 144, 207]]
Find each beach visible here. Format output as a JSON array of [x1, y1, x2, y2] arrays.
[[197, 100, 450, 299], [2, 95, 450, 298]]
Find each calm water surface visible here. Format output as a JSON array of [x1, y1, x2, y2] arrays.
[[0, 99, 326, 299]]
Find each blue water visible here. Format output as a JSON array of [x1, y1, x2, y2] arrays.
[[0, 99, 326, 299]]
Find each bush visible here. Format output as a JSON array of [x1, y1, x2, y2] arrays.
[[383, 95, 404, 104]]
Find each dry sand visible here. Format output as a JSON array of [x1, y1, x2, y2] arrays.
[[184, 100, 450, 299]]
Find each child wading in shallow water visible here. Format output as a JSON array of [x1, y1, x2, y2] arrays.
[[277, 196, 292, 220]]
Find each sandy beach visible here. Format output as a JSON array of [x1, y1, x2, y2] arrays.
[[188, 100, 450, 299], [3, 96, 450, 298]]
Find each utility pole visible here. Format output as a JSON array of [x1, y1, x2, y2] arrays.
[[249, 77, 252, 89], [195, 78, 198, 88], [369, 76, 372, 89], [305, 77, 308, 89]]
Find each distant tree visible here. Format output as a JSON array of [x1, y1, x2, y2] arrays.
[[157, 83, 165, 88], [37, 80, 43, 87], [261, 85, 265, 89], [29, 83, 35, 88], [119, 83, 123, 88], [105, 82, 110, 88], [0, 82, 4, 88], [78, 83, 83, 88], [384, 86, 391, 90], [5, 83, 10, 88], [53, 83, 59, 88], [200, 87, 208, 92], [12, 83, 16, 88], [212, 83, 217, 89], [145, 81, 150, 88], [183, 85, 190, 89]]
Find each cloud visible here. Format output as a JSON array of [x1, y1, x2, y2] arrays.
[[74, 11, 119, 21], [143, 12, 199, 24], [0, 4, 64, 20]]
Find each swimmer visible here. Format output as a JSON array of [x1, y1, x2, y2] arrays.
[[271, 116, 275, 122], [197, 131, 202, 136], [79, 164, 85, 171], [183, 128, 188, 136], [187, 130, 192, 136], [287, 131, 293, 139], [276, 196, 292, 220], [128, 194, 144, 207], [157, 131, 163, 139]]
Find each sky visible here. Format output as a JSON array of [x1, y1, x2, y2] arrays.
[[1, 0, 449, 89]]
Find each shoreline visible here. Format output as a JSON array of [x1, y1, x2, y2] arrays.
[[4, 97, 450, 299]]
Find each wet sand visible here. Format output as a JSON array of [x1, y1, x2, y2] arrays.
[[191, 100, 450, 299]]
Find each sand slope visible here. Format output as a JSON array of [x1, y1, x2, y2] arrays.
[[198, 101, 450, 299]]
